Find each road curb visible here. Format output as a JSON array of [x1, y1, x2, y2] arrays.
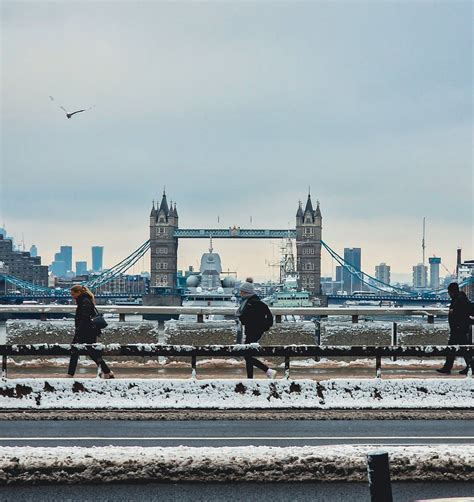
[[0, 445, 472, 484]]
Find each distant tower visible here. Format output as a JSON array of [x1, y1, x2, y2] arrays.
[[91, 246, 104, 272], [149, 190, 179, 292], [428, 257, 441, 289], [296, 193, 322, 296]]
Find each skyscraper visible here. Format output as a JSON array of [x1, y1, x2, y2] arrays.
[[29, 245, 38, 258], [92, 246, 104, 272], [343, 248, 362, 293], [375, 263, 391, 284], [59, 246, 72, 272], [51, 252, 67, 277], [413, 263, 428, 289], [428, 257, 441, 289], [75, 261, 88, 276], [335, 265, 344, 292]]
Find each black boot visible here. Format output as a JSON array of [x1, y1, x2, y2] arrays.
[[458, 367, 472, 375], [436, 367, 451, 375]]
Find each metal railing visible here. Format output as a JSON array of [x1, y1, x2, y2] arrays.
[[0, 305, 448, 323], [1, 344, 472, 379]]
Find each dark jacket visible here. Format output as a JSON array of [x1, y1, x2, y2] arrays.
[[74, 293, 99, 342], [448, 291, 472, 335], [238, 295, 273, 343]]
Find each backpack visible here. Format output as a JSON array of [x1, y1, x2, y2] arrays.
[[257, 302, 274, 333]]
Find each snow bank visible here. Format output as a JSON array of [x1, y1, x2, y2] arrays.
[[0, 378, 472, 410], [0, 445, 471, 484]]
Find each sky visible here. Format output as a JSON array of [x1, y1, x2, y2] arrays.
[[1, 0, 472, 282]]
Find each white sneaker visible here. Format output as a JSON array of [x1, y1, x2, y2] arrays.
[[266, 369, 277, 379], [100, 372, 115, 379]]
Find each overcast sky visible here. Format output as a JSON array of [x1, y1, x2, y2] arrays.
[[1, 1, 472, 281]]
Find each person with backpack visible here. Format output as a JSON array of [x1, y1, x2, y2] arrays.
[[437, 282, 473, 375], [238, 279, 277, 379], [67, 285, 114, 379]]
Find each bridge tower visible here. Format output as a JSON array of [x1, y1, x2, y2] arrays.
[[148, 190, 179, 303], [296, 194, 322, 297]]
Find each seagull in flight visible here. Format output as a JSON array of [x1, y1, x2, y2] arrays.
[[49, 96, 91, 119]]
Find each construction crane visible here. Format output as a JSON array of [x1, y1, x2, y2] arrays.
[[440, 261, 455, 278]]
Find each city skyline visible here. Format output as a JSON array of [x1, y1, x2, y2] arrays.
[[1, 2, 472, 282], [0, 211, 462, 285]]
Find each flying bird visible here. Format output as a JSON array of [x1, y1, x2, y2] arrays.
[[49, 95, 91, 119]]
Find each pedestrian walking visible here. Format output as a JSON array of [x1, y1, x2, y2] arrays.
[[437, 282, 473, 375], [238, 278, 277, 379], [67, 285, 114, 379]]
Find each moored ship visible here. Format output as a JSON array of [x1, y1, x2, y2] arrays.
[[180, 240, 237, 321]]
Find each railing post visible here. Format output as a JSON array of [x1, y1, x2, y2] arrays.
[[2, 355, 7, 379], [191, 355, 197, 379], [375, 355, 382, 378], [314, 318, 321, 362], [352, 314, 359, 324], [275, 314, 282, 324], [367, 450, 393, 502], [284, 356, 290, 379], [119, 313, 126, 322], [391, 322, 398, 362], [197, 314, 204, 323], [427, 314, 434, 324], [40, 313, 47, 321]]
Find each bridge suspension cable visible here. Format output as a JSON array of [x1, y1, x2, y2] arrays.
[[84, 240, 151, 290], [0, 272, 54, 294], [321, 240, 416, 296]]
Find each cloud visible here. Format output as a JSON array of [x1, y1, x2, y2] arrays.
[[1, 1, 472, 276]]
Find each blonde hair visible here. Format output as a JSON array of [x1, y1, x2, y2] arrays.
[[70, 284, 96, 304]]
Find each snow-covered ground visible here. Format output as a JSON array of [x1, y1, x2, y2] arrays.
[[0, 377, 472, 409], [0, 445, 471, 484]]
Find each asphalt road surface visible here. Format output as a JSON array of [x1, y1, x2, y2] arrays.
[[0, 419, 472, 447], [2, 482, 474, 502]]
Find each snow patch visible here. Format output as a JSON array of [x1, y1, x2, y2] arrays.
[[0, 378, 471, 410]]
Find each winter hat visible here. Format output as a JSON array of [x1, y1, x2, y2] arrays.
[[240, 281, 256, 296]]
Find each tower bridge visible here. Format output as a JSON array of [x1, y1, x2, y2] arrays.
[[147, 191, 322, 305], [2, 192, 468, 303]]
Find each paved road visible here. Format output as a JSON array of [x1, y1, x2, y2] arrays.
[[0, 419, 472, 446], [2, 482, 474, 502]]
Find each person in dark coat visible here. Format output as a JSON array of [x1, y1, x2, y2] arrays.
[[67, 285, 114, 378], [238, 279, 276, 379], [437, 282, 473, 375]]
